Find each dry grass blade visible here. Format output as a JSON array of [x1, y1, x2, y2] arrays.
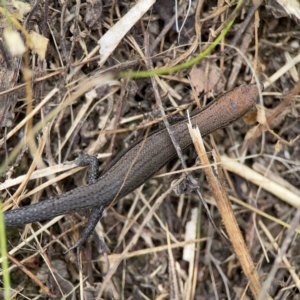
[[221, 155, 300, 207], [187, 123, 268, 299], [7, 254, 57, 298]]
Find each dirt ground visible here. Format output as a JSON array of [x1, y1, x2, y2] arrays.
[[1, 0, 300, 299]]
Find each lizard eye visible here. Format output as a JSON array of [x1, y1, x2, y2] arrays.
[[231, 101, 238, 110]]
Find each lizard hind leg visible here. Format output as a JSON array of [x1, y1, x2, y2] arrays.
[[65, 154, 105, 268], [64, 205, 106, 268]]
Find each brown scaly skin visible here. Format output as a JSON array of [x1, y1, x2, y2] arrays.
[[3, 83, 260, 252]]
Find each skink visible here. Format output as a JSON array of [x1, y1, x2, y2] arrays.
[[3, 84, 259, 237]]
